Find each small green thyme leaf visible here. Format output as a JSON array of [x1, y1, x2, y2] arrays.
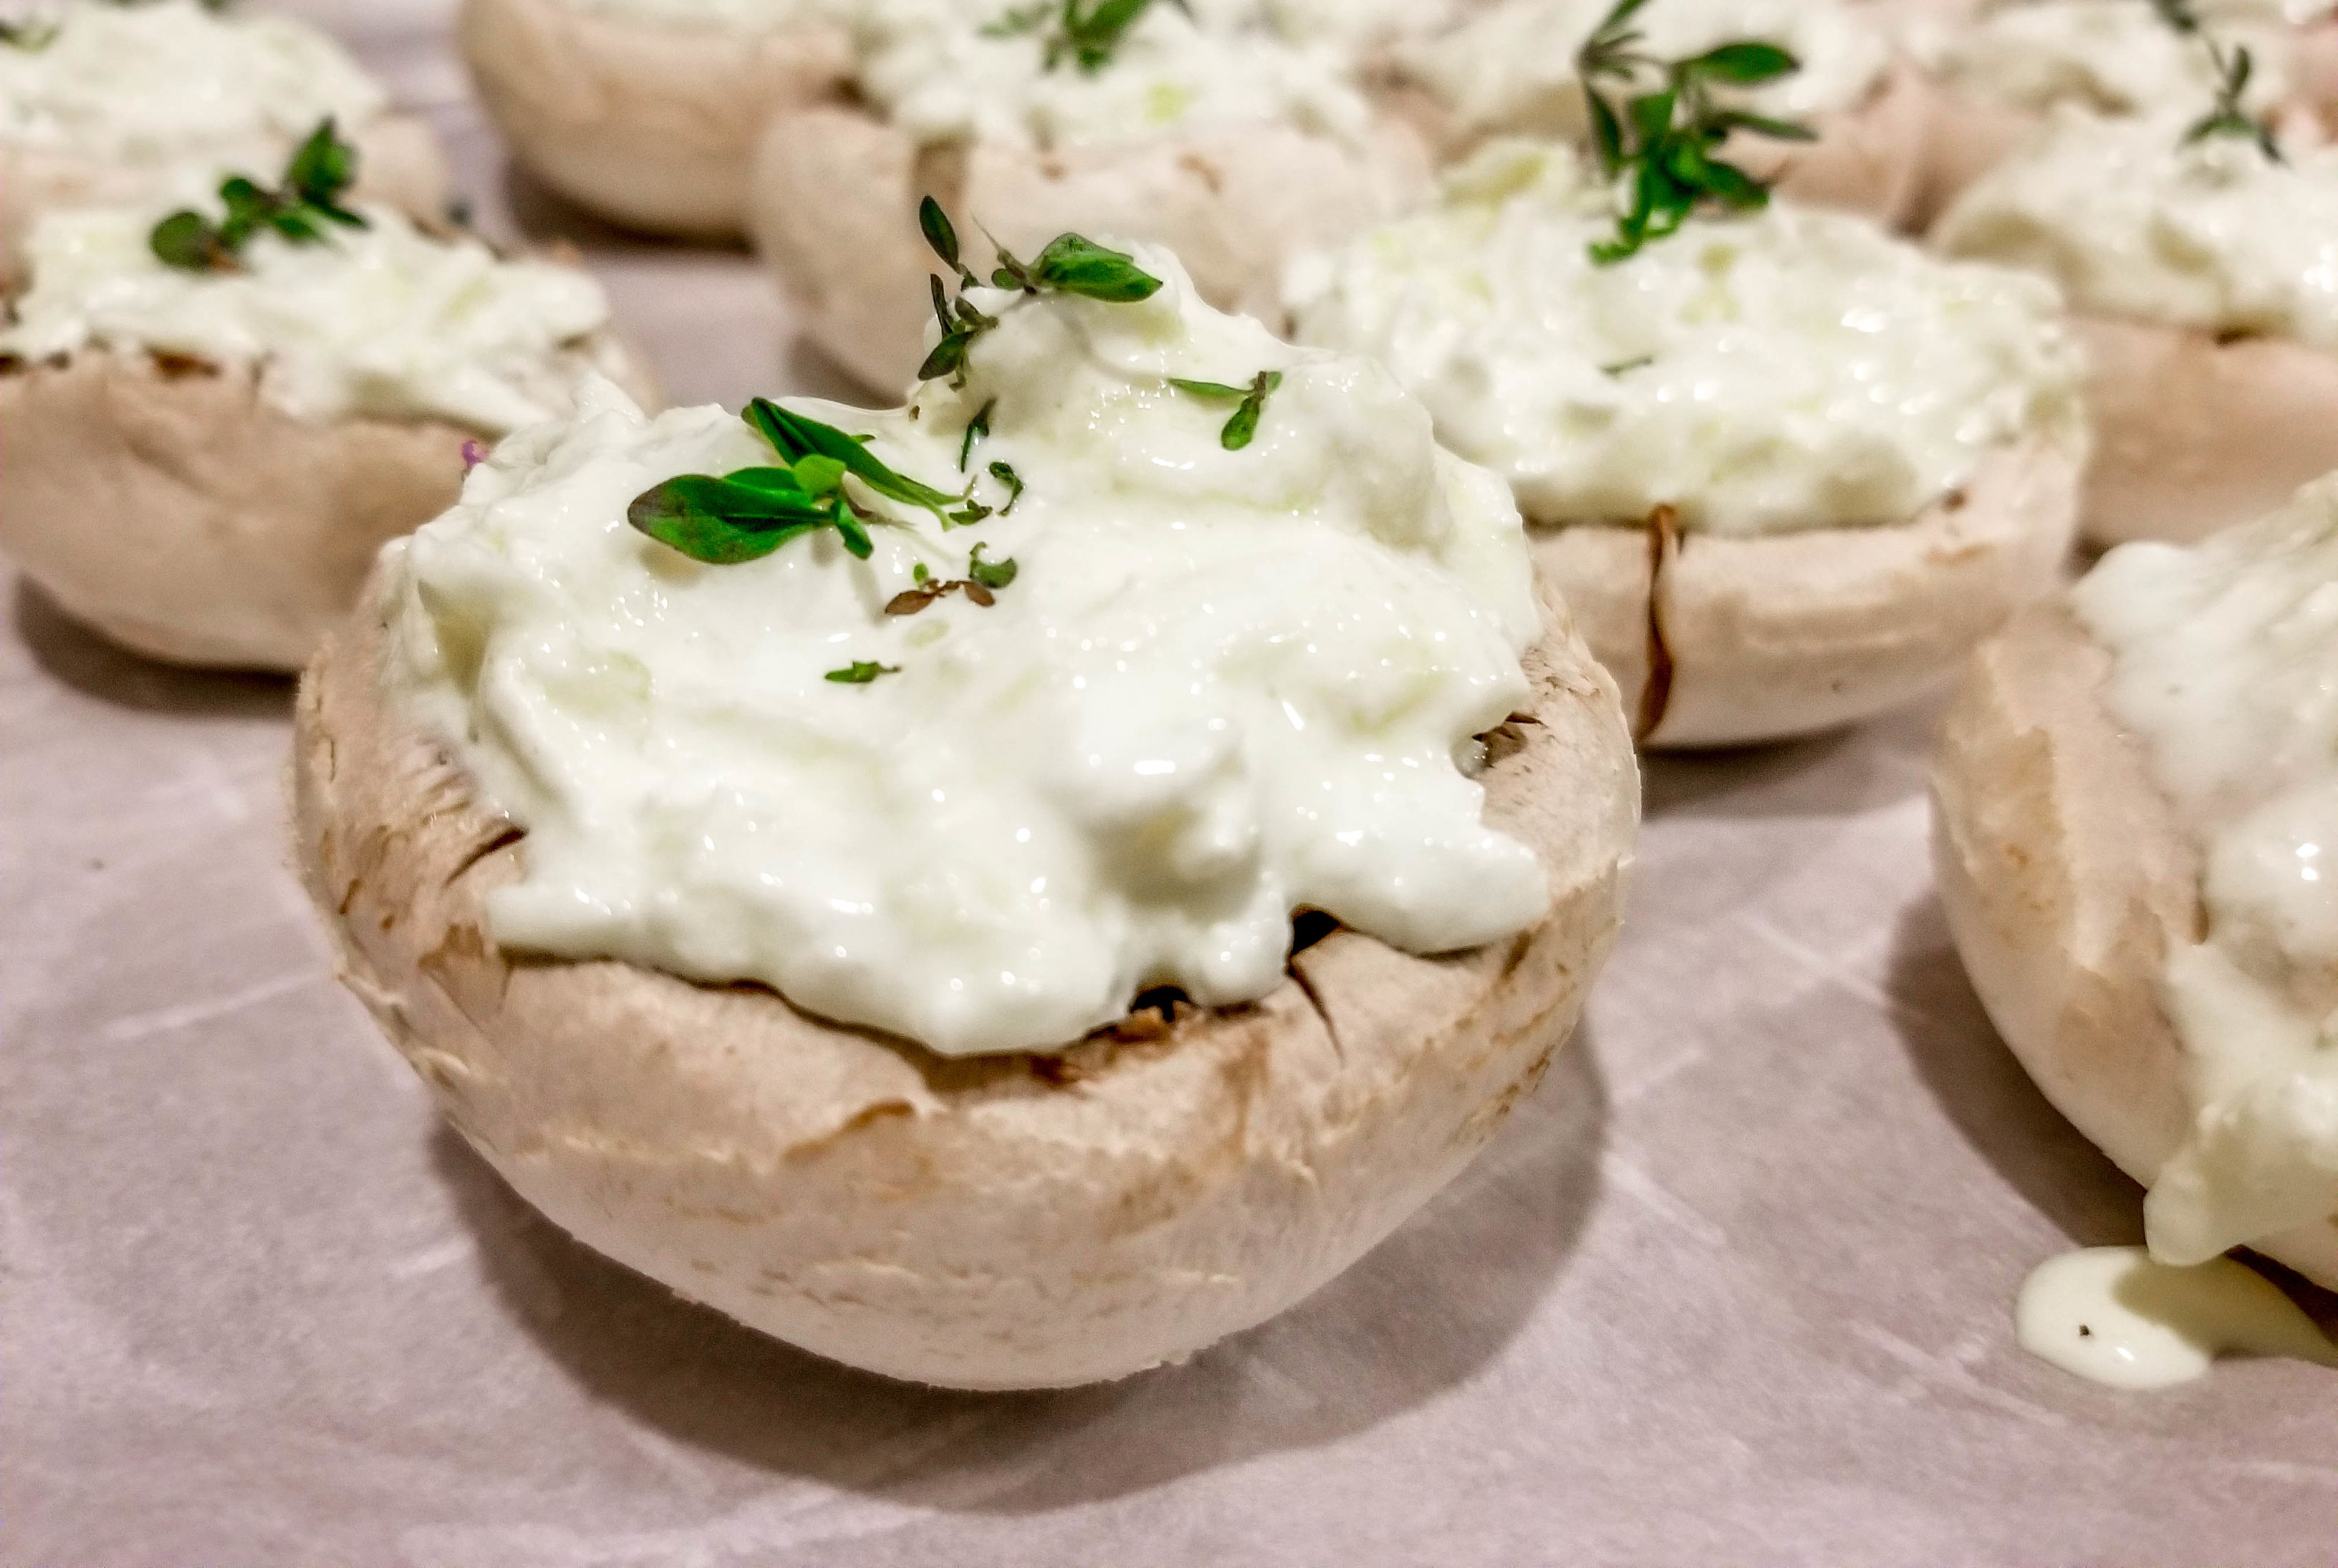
[[913, 562, 932, 585], [1173, 370, 1281, 450], [0, 16, 58, 48], [988, 460, 1025, 514], [1168, 377, 1251, 400], [967, 542, 1019, 591], [1601, 355, 1655, 377], [825, 660, 902, 684], [2183, 39, 2282, 163], [1680, 41, 1796, 85], [960, 396, 996, 471], [1029, 233, 1164, 301], [149, 211, 233, 271], [627, 476, 828, 564]]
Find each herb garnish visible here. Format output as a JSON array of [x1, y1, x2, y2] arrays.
[[2183, 37, 2281, 161], [826, 660, 901, 684], [1574, 0, 1815, 265], [983, 0, 1192, 73], [917, 196, 1163, 387], [629, 400, 963, 565], [960, 397, 996, 471], [149, 118, 366, 272], [968, 542, 1019, 590], [1170, 370, 1283, 451], [0, 16, 57, 47], [988, 460, 1024, 513], [2150, 0, 2201, 34]]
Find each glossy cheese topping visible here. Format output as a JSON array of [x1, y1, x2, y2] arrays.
[[1401, 0, 1890, 140], [0, 203, 617, 435], [380, 245, 1550, 1058], [1935, 111, 2338, 349], [0, 0, 386, 181], [2072, 478, 2338, 1264], [851, 0, 1376, 150], [1286, 141, 2083, 535]]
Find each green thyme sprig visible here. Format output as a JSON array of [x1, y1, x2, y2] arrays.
[[2183, 37, 2282, 161], [150, 118, 366, 272], [1169, 371, 1283, 451], [1575, 0, 1815, 265], [825, 661, 900, 684], [983, 0, 1192, 73], [917, 196, 1164, 387], [628, 400, 965, 565]]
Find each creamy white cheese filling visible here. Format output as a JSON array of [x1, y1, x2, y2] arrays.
[[2072, 478, 2338, 1264], [0, 0, 388, 186], [0, 202, 617, 435], [381, 245, 1549, 1059], [1935, 111, 2338, 349], [1928, 0, 2291, 118], [852, 0, 1376, 152], [1286, 140, 2082, 536], [1400, 0, 1890, 141]]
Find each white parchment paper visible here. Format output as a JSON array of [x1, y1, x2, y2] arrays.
[[4, 5, 2333, 1562]]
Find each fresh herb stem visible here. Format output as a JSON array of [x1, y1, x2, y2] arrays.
[[916, 196, 1163, 387], [1170, 370, 1283, 450], [825, 661, 901, 684], [2183, 37, 2282, 161]]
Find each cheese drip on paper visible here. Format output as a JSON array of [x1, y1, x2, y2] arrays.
[[383, 244, 1550, 1057]]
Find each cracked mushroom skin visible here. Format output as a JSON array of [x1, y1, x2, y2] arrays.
[[1930, 556, 2338, 1291], [456, 0, 852, 238], [1536, 441, 2080, 749], [292, 567, 1637, 1390]]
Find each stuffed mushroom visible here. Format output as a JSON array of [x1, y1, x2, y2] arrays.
[[291, 239, 1639, 1390]]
